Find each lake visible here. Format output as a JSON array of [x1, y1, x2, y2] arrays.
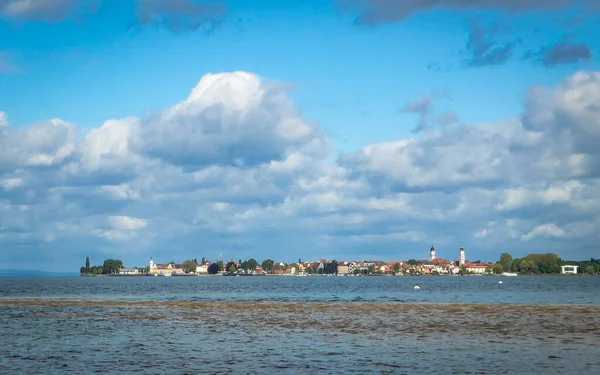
[[1, 276, 599, 374]]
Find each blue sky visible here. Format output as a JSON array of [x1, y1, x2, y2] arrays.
[[1, 0, 599, 271]]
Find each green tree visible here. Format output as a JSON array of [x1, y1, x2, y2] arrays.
[[519, 260, 530, 274], [393, 263, 401, 274], [247, 258, 258, 270], [511, 258, 520, 272], [183, 260, 198, 273], [102, 259, 123, 274], [485, 265, 493, 274], [492, 264, 504, 274], [85, 257, 91, 272], [262, 259, 275, 273], [368, 264, 376, 274], [226, 261, 237, 274], [528, 261, 539, 274], [208, 263, 220, 274], [499, 253, 512, 272], [217, 260, 224, 270]]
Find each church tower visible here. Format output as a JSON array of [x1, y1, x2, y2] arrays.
[[429, 245, 436, 261], [149, 257, 155, 270], [459, 248, 466, 266]]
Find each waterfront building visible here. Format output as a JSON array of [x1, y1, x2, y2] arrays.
[[119, 268, 140, 275], [195, 263, 209, 274], [430, 245, 436, 261], [464, 262, 487, 274], [338, 264, 350, 275], [148, 257, 185, 276], [561, 265, 579, 274]]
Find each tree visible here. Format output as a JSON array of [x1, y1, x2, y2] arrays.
[[102, 259, 123, 274], [485, 265, 493, 274], [499, 253, 513, 272], [393, 263, 401, 275], [208, 263, 221, 275], [247, 258, 258, 270], [492, 264, 504, 275], [262, 259, 274, 273], [183, 260, 198, 273], [368, 264, 376, 274], [217, 260, 224, 270], [528, 261, 539, 274], [324, 261, 338, 275], [519, 260, 530, 274], [511, 258, 520, 272], [407, 259, 418, 266], [80, 266, 87, 274], [226, 261, 237, 274], [85, 257, 91, 271], [201, 257, 206, 264]]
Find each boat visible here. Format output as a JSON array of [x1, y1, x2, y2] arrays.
[[501, 272, 518, 277]]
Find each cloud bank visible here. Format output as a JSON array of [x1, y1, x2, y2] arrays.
[[0, 0, 228, 32], [340, 0, 593, 26], [1, 70, 600, 271], [339, 0, 596, 68]]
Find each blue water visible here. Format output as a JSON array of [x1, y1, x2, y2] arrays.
[[1, 276, 599, 374], [1, 275, 599, 305]]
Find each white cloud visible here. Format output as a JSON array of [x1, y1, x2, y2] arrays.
[[98, 184, 141, 200], [1, 70, 600, 271], [521, 223, 566, 241], [142, 71, 326, 167], [108, 216, 148, 231], [0, 111, 7, 131], [0, 177, 24, 191]]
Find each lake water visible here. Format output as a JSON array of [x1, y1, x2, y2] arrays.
[[2, 275, 600, 305], [1, 276, 599, 374]]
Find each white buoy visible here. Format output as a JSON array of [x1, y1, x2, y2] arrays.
[[414, 285, 420, 290], [498, 281, 503, 284]]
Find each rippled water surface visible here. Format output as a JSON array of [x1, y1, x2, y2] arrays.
[[2, 275, 600, 304], [1, 276, 600, 374]]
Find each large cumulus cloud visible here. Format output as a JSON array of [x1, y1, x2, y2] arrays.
[[1, 70, 599, 271]]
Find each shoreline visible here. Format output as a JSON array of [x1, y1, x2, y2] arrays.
[[77, 273, 597, 277]]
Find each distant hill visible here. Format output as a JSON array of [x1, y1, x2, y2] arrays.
[[0, 269, 79, 277]]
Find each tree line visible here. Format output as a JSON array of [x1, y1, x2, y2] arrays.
[[80, 258, 130, 275], [496, 252, 599, 275]]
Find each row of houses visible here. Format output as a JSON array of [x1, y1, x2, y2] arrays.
[[289, 259, 491, 276], [124, 246, 494, 276]]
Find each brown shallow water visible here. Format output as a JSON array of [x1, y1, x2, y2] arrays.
[[1, 300, 599, 374]]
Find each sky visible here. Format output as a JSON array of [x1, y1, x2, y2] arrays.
[[0, 0, 599, 272]]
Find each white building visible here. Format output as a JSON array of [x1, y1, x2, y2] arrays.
[[430, 246, 436, 261], [459, 248, 466, 266], [465, 264, 487, 274], [119, 268, 140, 275], [196, 264, 209, 274], [561, 265, 579, 274]]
